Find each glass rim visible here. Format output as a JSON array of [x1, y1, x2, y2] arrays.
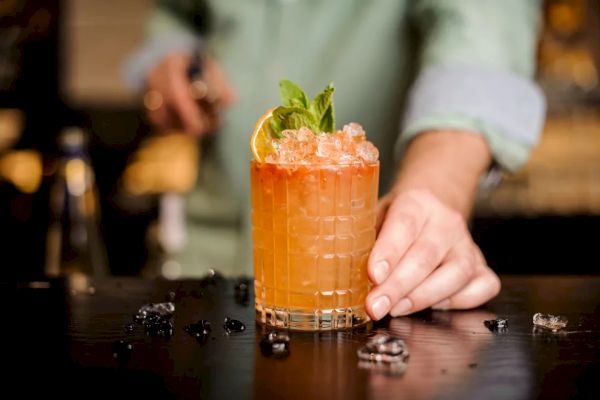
[[250, 159, 380, 168]]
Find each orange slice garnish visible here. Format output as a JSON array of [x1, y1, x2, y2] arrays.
[[250, 109, 276, 162]]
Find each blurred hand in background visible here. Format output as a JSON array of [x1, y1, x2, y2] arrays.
[[145, 52, 236, 136]]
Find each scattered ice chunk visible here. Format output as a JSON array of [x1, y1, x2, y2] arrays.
[[136, 302, 175, 319], [533, 313, 568, 331], [223, 317, 246, 334], [357, 335, 409, 376], [484, 318, 508, 332], [133, 302, 175, 338], [357, 334, 409, 365]]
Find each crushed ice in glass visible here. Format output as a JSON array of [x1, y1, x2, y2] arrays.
[[133, 302, 175, 338], [357, 334, 409, 365], [112, 340, 133, 361], [234, 278, 250, 305], [184, 319, 212, 342], [260, 332, 290, 358], [223, 317, 246, 334], [484, 318, 508, 332], [265, 123, 379, 165], [533, 313, 568, 332]]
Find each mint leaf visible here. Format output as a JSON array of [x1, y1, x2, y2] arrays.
[[310, 83, 335, 133], [269, 117, 284, 139], [279, 80, 309, 109], [309, 83, 334, 120], [270, 80, 336, 137], [271, 106, 319, 136], [319, 103, 335, 133]]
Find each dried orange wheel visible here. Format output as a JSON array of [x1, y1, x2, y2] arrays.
[[250, 109, 276, 162]]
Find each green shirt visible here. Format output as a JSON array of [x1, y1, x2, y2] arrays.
[[126, 0, 545, 276]]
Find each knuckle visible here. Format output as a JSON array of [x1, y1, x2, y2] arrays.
[[455, 256, 476, 282], [414, 240, 441, 269], [395, 213, 418, 240], [386, 268, 409, 299]]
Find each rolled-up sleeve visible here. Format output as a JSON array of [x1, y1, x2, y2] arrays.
[[398, 0, 546, 172], [123, 7, 202, 92]]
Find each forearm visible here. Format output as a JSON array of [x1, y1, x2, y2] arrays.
[[392, 131, 492, 218]]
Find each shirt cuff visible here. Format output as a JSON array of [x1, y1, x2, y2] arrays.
[[397, 64, 546, 172], [122, 31, 202, 93]]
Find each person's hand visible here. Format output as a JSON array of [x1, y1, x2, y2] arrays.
[[365, 189, 501, 320], [146, 52, 236, 136]]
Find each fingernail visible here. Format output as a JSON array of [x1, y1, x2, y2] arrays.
[[372, 260, 390, 284], [432, 299, 450, 310], [391, 298, 412, 316], [371, 296, 391, 320]]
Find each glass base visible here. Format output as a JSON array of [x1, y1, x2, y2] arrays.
[[255, 304, 370, 331]]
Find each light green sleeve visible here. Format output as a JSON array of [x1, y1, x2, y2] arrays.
[[398, 0, 546, 172]]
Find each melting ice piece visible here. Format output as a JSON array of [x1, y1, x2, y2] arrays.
[[133, 302, 175, 338], [357, 334, 409, 365], [184, 320, 212, 342], [144, 319, 174, 338], [136, 302, 175, 319], [223, 317, 246, 334], [533, 313, 568, 331], [484, 318, 508, 332], [260, 332, 290, 358]]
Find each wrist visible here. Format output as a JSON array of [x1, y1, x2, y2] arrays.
[[392, 130, 492, 217]]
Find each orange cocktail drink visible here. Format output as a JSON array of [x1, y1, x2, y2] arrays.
[[251, 160, 378, 330], [250, 81, 379, 330]]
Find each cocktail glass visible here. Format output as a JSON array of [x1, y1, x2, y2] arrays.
[[251, 160, 379, 330]]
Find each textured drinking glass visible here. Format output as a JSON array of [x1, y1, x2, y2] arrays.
[[251, 160, 379, 330]]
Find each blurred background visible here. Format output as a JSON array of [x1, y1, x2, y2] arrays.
[[1, 0, 599, 279]]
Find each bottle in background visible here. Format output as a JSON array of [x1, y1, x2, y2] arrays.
[[45, 127, 108, 277]]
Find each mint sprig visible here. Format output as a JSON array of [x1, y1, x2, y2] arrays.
[[269, 80, 335, 138]]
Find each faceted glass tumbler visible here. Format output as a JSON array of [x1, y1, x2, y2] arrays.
[[251, 161, 379, 330]]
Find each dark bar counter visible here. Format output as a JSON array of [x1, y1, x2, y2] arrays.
[[10, 275, 600, 399]]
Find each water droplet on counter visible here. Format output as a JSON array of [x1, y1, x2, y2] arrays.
[[184, 320, 212, 342], [223, 317, 246, 334]]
